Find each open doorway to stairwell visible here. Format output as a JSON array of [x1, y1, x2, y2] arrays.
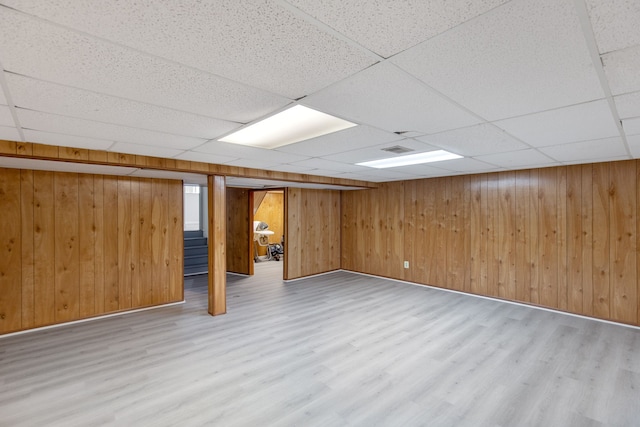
[[183, 183, 208, 276]]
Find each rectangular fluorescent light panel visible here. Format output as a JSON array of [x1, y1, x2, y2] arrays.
[[357, 150, 462, 168], [219, 105, 357, 149]]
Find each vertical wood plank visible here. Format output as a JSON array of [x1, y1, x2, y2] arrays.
[[0, 168, 22, 333], [592, 163, 610, 319], [33, 171, 55, 326], [581, 164, 594, 317], [103, 176, 119, 312], [226, 188, 251, 275], [208, 175, 226, 315], [130, 178, 141, 307], [20, 170, 35, 329], [151, 179, 170, 304], [515, 170, 530, 303], [566, 165, 584, 314], [498, 172, 516, 299], [139, 179, 153, 306], [168, 180, 183, 302], [78, 174, 96, 318], [54, 173, 80, 322], [610, 161, 636, 323], [486, 173, 499, 297], [117, 177, 132, 310], [529, 169, 540, 304], [539, 168, 558, 308], [404, 180, 417, 283], [94, 176, 105, 314], [557, 166, 568, 311]]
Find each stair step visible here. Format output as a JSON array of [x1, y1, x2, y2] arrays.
[[185, 254, 208, 266], [184, 230, 204, 239], [185, 245, 208, 257], [185, 237, 207, 247]]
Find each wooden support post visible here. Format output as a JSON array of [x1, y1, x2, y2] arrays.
[[208, 175, 226, 315]]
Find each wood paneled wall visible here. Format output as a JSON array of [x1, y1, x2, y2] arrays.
[[254, 191, 284, 256], [0, 168, 184, 334], [226, 187, 251, 275], [285, 188, 340, 280], [341, 160, 640, 326]]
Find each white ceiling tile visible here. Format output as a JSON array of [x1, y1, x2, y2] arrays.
[[6, 74, 241, 139], [303, 62, 481, 134], [0, 8, 290, 123], [109, 142, 184, 159], [538, 137, 629, 162], [0, 105, 14, 126], [380, 163, 450, 177], [391, 0, 603, 120], [0, 125, 21, 141], [289, 158, 370, 173], [0, 0, 375, 99], [322, 138, 440, 164], [23, 129, 113, 150], [340, 170, 417, 182], [615, 91, 640, 119], [430, 157, 503, 173], [493, 100, 619, 147], [0, 85, 6, 104], [275, 125, 402, 157], [475, 149, 558, 168], [304, 169, 348, 178], [628, 134, 640, 157], [417, 123, 527, 156], [194, 141, 310, 164], [175, 151, 238, 165], [18, 109, 206, 150], [602, 45, 640, 95], [623, 118, 640, 135], [586, 0, 640, 54], [286, 0, 508, 58]]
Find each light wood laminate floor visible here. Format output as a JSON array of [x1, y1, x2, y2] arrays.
[[1, 261, 639, 426]]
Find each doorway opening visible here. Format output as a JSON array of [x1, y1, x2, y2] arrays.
[[183, 183, 208, 276], [251, 189, 284, 276]]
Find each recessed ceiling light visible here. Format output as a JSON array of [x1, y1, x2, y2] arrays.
[[357, 150, 462, 168], [219, 105, 357, 149]]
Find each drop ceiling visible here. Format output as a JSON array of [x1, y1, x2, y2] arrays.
[[0, 0, 638, 184]]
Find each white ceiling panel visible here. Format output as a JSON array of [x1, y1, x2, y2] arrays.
[[391, 0, 603, 121], [267, 164, 317, 174], [175, 151, 238, 165], [628, 134, 640, 157], [538, 137, 629, 162], [18, 109, 207, 150], [0, 105, 14, 126], [303, 62, 481, 134], [7, 74, 241, 139], [586, 0, 640, 54], [0, 125, 20, 141], [304, 169, 348, 178], [430, 157, 503, 173], [475, 149, 558, 168], [322, 138, 440, 164], [275, 125, 402, 157], [0, 85, 6, 104], [340, 170, 417, 182], [23, 129, 113, 150], [109, 142, 184, 159], [0, 8, 290, 123], [194, 141, 310, 164], [0, 0, 375, 99], [285, 0, 508, 58], [289, 158, 370, 173], [129, 169, 207, 185], [493, 100, 619, 147], [614, 91, 640, 119], [381, 163, 451, 177], [417, 123, 527, 156], [623, 118, 640, 136], [602, 45, 640, 95]]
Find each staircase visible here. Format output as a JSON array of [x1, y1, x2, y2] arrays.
[[184, 230, 208, 276]]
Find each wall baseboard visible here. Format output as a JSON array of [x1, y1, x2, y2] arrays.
[[0, 300, 185, 339]]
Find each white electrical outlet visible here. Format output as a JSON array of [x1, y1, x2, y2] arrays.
[[404, 261, 409, 269]]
